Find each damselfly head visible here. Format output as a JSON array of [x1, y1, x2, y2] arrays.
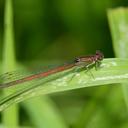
[[95, 50, 104, 61]]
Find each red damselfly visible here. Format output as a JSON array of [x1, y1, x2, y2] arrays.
[[0, 50, 104, 88]]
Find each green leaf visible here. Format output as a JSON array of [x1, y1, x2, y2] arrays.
[[2, 0, 18, 126], [108, 8, 128, 109], [22, 97, 67, 128], [0, 58, 128, 111]]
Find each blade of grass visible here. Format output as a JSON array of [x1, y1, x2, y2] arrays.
[[0, 58, 128, 111], [22, 97, 67, 128], [74, 86, 110, 128], [2, 0, 18, 126], [108, 8, 128, 109]]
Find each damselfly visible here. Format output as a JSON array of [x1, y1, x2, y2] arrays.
[[0, 50, 104, 88]]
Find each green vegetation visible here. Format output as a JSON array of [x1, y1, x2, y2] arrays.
[[0, 0, 128, 128]]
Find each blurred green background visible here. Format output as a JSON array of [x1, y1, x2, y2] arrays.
[[0, 0, 121, 61], [1, 0, 128, 61], [1, 0, 128, 128]]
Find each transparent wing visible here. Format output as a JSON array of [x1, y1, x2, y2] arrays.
[[0, 61, 74, 85]]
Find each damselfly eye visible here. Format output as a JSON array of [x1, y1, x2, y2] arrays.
[[96, 50, 104, 60]]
